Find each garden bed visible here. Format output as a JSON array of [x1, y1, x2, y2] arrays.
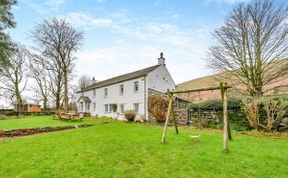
[[0, 124, 94, 138]]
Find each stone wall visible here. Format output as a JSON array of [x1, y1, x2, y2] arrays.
[[174, 109, 190, 125]]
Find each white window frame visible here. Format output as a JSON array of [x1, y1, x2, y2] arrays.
[[86, 103, 90, 112], [120, 84, 124, 96], [134, 81, 139, 93], [109, 104, 113, 113], [104, 88, 108, 98], [105, 104, 108, 113], [134, 103, 139, 114], [93, 89, 96, 97], [119, 104, 124, 113]]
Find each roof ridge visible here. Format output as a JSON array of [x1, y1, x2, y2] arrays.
[[98, 64, 160, 83], [77, 64, 161, 93]]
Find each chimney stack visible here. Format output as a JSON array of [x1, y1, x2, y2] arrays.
[[158, 52, 165, 65], [92, 77, 97, 84]]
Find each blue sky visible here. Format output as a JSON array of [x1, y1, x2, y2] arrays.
[[9, 0, 285, 84]]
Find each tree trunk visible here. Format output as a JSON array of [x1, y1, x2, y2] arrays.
[[15, 74, 23, 112], [228, 119, 232, 140], [63, 69, 68, 112], [43, 96, 48, 111], [56, 88, 61, 110]]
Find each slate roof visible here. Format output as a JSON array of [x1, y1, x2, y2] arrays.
[[77, 96, 92, 103], [77, 65, 161, 93]]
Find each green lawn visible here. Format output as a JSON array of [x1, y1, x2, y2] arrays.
[[0, 116, 287, 178], [0, 116, 97, 130]]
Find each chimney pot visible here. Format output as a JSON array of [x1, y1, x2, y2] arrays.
[[158, 52, 165, 65]]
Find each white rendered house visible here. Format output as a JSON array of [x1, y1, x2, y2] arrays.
[[76, 53, 175, 120]]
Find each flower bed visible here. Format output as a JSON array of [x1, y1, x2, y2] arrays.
[[0, 124, 94, 138]]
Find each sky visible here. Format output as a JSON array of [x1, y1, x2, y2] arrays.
[[9, 0, 254, 84], [3, 0, 285, 107]]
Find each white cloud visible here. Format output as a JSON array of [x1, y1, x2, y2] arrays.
[[66, 12, 113, 29], [45, 0, 65, 10], [74, 18, 214, 83], [75, 45, 160, 81], [23, 0, 66, 14], [38, 8, 215, 83]]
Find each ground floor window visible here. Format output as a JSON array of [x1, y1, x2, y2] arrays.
[[105, 104, 108, 112], [119, 104, 124, 113], [134, 103, 139, 114], [86, 103, 90, 112], [93, 102, 96, 110], [109, 104, 113, 112]]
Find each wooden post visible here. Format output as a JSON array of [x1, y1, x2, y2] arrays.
[[228, 119, 232, 140], [162, 90, 173, 144], [220, 83, 229, 152]]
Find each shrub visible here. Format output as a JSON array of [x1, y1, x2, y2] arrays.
[[189, 98, 243, 111], [262, 98, 287, 131], [242, 97, 288, 131], [139, 114, 146, 122], [148, 95, 169, 122], [242, 98, 260, 130], [192, 119, 209, 129], [111, 104, 117, 113], [124, 110, 136, 121], [153, 109, 166, 122]]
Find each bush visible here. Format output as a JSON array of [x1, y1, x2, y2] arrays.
[[242, 97, 288, 131], [124, 110, 136, 121], [189, 98, 243, 111], [192, 119, 209, 129], [148, 95, 169, 122], [111, 104, 117, 113]]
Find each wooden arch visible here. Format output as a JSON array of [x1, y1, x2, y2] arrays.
[[161, 82, 232, 152]]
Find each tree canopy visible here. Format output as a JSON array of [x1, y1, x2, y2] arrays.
[[0, 0, 16, 66], [207, 0, 288, 97]]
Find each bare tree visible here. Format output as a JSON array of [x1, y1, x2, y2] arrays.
[[28, 54, 51, 111], [78, 75, 92, 90], [31, 17, 84, 111], [207, 0, 288, 97], [0, 45, 28, 111], [49, 60, 64, 110]]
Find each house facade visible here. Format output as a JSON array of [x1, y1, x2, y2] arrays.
[[76, 53, 175, 120]]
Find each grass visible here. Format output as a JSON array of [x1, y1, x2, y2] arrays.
[[0, 116, 98, 130], [0, 116, 287, 177]]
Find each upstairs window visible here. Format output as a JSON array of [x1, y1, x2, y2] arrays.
[[104, 88, 108, 98], [120, 84, 124, 95], [134, 103, 139, 114], [93, 89, 96, 97], [134, 81, 139, 92]]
